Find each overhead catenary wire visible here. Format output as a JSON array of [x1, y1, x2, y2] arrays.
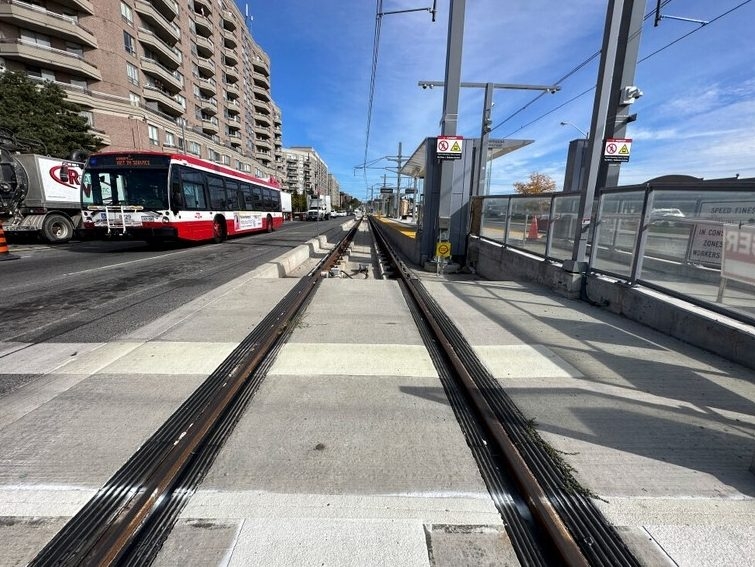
[[492, 0, 749, 139], [361, 0, 383, 189]]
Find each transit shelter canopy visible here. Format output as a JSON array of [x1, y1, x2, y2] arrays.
[[400, 138, 534, 178]]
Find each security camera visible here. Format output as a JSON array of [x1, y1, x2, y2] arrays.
[[620, 85, 643, 105]]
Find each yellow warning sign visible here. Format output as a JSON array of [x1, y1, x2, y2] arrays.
[[450, 141, 461, 152], [436, 241, 452, 258], [618, 144, 629, 154]]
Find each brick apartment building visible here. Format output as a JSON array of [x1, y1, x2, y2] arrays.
[[0, 0, 284, 183]]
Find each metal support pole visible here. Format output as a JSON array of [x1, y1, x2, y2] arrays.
[[475, 82, 494, 197], [566, 0, 645, 271], [437, 0, 465, 241], [395, 142, 402, 218]]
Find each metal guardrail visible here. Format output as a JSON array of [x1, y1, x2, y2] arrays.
[[475, 178, 755, 326]]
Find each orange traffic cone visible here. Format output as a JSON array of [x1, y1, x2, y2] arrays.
[[0, 223, 20, 261], [527, 216, 540, 240]]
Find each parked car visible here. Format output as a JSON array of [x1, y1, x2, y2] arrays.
[[649, 208, 685, 226]]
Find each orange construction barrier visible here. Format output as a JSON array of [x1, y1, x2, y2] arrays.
[[0, 223, 20, 261], [527, 216, 540, 240]]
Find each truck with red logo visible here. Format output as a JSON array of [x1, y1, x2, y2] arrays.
[[0, 147, 84, 244]]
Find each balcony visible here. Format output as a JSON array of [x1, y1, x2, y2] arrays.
[[138, 28, 180, 70], [143, 85, 183, 116], [201, 117, 219, 135], [199, 97, 217, 115], [251, 53, 270, 76], [252, 123, 269, 138], [0, 1, 97, 48], [192, 12, 212, 37], [221, 9, 237, 31], [58, 0, 93, 14], [253, 84, 270, 102], [255, 137, 272, 151], [224, 82, 240, 98], [255, 149, 272, 163], [225, 99, 240, 115], [196, 56, 214, 76], [134, 0, 179, 45], [149, 0, 178, 21], [0, 38, 101, 80], [229, 131, 242, 146], [223, 48, 237, 67], [141, 57, 182, 93], [194, 0, 212, 15], [221, 28, 237, 49], [252, 71, 269, 90], [195, 35, 214, 58], [253, 98, 269, 114], [198, 77, 216, 96], [224, 66, 239, 83]]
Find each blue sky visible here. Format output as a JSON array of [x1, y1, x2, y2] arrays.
[[239, 1, 755, 200]]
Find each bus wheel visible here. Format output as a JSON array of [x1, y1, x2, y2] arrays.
[[266, 214, 274, 232], [42, 213, 74, 244], [212, 216, 227, 243]]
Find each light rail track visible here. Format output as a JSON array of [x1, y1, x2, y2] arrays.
[[29, 217, 640, 566]]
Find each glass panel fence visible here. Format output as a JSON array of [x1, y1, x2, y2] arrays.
[[636, 189, 755, 320], [507, 195, 551, 256]]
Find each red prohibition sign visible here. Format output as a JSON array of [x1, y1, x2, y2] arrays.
[[438, 140, 449, 151], [606, 142, 617, 154]]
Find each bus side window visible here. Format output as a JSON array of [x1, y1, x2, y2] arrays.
[[225, 180, 239, 210], [180, 169, 206, 209], [207, 174, 226, 211], [252, 185, 262, 210], [170, 167, 185, 212], [262, 188, 272, 211], [272, 190, 281, 212], [239, 183, 251, 211]]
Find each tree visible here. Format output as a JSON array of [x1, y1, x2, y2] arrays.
[[513, 172, 557, 195], [0, 70, 103, 158], [292, 191, 307, 212]]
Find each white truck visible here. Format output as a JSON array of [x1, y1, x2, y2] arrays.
[[280, 190, 293, 221], [0, 147, 84, 243], [306, 195, 331, 221]]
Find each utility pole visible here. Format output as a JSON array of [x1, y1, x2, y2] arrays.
[[436, 0, 465, 243], [565, 0, 645, 272], [385, 142, 404, 218]]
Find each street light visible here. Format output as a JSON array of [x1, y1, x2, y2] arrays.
[[560, 121, 588, 138]]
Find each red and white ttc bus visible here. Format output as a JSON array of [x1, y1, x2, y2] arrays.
[[78, 151, 284, 243]]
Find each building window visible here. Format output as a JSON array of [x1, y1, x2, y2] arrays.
[[123, 31, 136, 55], [79, 111, 94, 127], [165, 131, 175, 147], [188, 141, 201, 155], [126, 62, 139, 85], [148, 124, 160, 146], [129, 92, 140, 107], [120, 2, 133, 24]]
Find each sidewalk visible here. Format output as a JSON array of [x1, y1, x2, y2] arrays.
[[419, 270, 755, 566]]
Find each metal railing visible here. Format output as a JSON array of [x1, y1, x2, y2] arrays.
[[476, 177, 755, 326]]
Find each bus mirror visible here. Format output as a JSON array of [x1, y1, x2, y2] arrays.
[[60, 164, 69, 183]]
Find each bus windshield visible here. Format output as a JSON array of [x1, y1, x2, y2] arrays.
[[81, 168, 169, 210]]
